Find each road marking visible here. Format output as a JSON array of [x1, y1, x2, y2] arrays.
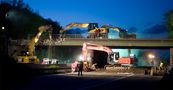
[[77, 74, 134, 90]]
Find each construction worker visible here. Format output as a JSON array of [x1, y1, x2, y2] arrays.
[[71, 60, 78, 73], [77, 61, 83, 76], [159, 61, 164, 70]]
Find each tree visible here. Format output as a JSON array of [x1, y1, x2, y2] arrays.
[[164, 10, 173, 38], [0, 0, 62, 54], [0, 3, 12, 30], [1, 1, 61, 39], [0, 3, 12, 54]]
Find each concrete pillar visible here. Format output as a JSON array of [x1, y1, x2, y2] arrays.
[[150, 67, 154, 76], [128, 48, 131, 57], [48, 45, 52, 59], [87, 50, 93, 64], [170, 48, 173, 65]]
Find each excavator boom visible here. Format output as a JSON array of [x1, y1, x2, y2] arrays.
[[28, 25, 52, 56], [60, 23, 89, 34], [82, 42, 113, 63]]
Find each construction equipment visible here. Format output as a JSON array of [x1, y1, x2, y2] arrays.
[[15, 25, 52, 64], [87, 23, 136, 39], [59, 22, 136, 39], [101, 24, 136, 39], [80, 42, 134, 71], [60, 23, 89, 34]]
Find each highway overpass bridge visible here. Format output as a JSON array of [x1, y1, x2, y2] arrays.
[[10, 38, 173, 47], [9, 38, 173, 65]]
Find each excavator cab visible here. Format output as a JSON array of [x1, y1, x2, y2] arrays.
[[15, 50, 39, 64], [119, 29, 128, 38], [108, 52, 120, 65], [119, 29, 136, 39], [88, 23, 99, 31]]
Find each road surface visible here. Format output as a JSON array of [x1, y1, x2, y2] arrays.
[[2, 72, 170, 90]]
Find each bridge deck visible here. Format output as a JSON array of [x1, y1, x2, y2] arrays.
[[10, 38, 173, 48]]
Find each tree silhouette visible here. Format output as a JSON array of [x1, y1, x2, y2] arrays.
[[0, 0, 61, 55], [0, 0, 61, 39], [164, 10, 173, 38]]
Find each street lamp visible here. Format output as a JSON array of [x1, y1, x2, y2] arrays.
[[2, 26, 5, 30]]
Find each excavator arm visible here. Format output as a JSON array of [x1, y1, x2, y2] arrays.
[[82, 42, 113, 62], [28, 25, 52, 56], [60, 22, 89, 34]]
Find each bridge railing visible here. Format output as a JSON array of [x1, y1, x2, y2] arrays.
[[26, 33, 172, 40], [27, 33, 113, 40]]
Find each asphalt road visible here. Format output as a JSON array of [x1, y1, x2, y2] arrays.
[[2, 72, 172, 90]]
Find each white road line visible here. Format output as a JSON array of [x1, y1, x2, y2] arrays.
[[77, 74, 134, 90]]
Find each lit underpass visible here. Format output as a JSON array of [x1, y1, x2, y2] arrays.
[[34, 45, 170, 68]]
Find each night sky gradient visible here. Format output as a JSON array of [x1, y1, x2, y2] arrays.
[[24, 1, 173, 27]]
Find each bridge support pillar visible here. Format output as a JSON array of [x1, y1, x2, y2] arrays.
[[87, 50, 93, 63], [128, 48, 131, 57], [170, 48, 173, 65]]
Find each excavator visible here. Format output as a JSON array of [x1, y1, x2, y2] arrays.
[[15, 25, 52, 64], [100, 24, 136, 39], [71, 42, 134, 71], [74, 42, 167, 75], [59, 22, 136, 39], [82, 42, 134, 65]]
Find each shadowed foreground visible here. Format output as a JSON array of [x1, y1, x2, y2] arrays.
[[0, 55, 173, 90]]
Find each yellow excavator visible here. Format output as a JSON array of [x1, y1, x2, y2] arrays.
[[59, 22, 136, 39], [59, 22, 108, 36], [15, 25, 52, 64]]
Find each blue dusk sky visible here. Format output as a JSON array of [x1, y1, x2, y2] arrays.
[[24, 0, 173, 38]]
